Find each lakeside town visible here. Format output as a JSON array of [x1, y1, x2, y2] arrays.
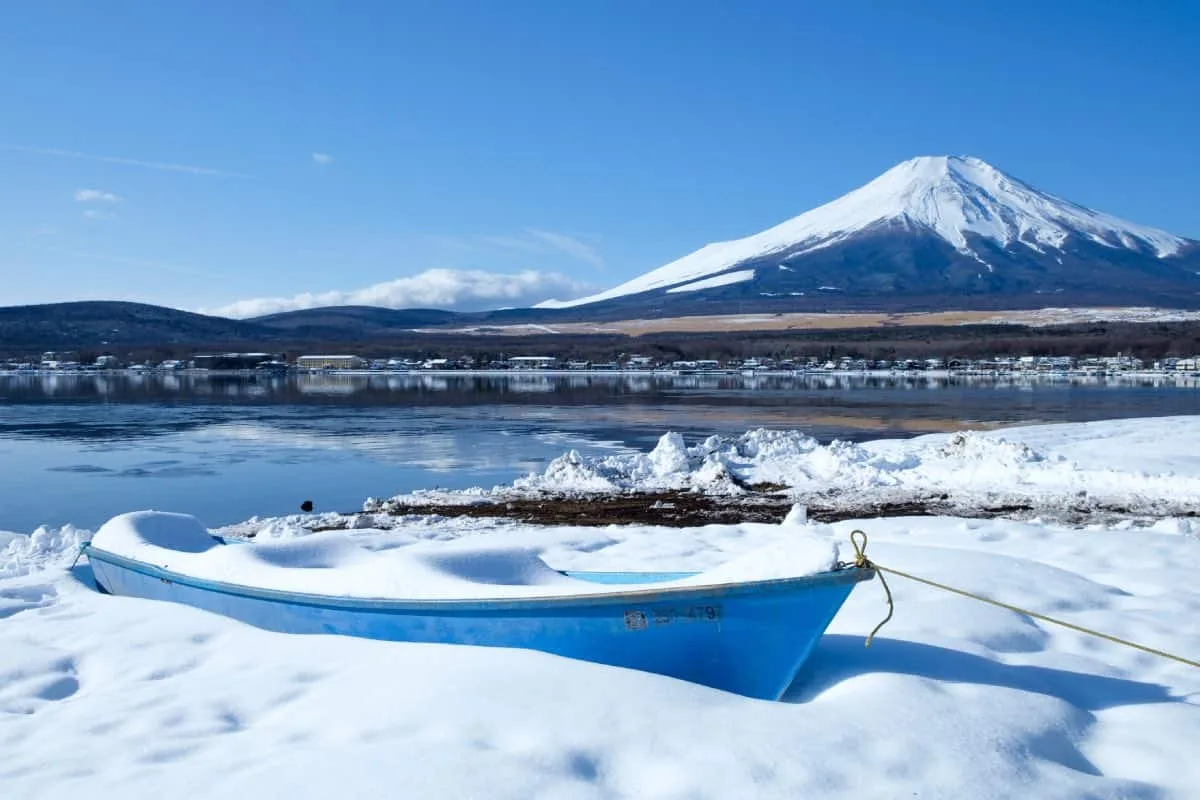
[[5, 349, 1200, 377]]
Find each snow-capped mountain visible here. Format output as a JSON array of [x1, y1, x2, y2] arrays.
[[540, 156, 1200, 314]]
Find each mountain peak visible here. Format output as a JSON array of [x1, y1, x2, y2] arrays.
[[850, 154, 1187, 258], [870, 154, 1027, 195], [540, 155, 1195, 310], [883, 155, 1021, 195], [891, 153, 983, 172]]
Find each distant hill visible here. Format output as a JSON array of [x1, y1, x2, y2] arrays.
[[0, 301, 558, 354], [0, 301, 275, 351], [251, 306, 467, 337], [249, 304, 600, 333]]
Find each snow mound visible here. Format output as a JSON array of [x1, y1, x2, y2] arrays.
[[89, 511, 840, 601], [426, 418, 1200, 520], [516, 430, 825, 495], [93, 510, 223, 558], [519, 432, 754, 494], [1, 524, 90, 579], [676, 533, 839, 585], [513, 429, 909, 496], [937, 431, 1044, 466], [89, 512, 595, 599], [400, 541, 590, 589], [781, 503, 808, 526]]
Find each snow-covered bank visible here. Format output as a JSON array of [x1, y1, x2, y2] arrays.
[[5, 416, 1200, 797], [375, 417, 1200, 523], [2, 513, 1199, 798]]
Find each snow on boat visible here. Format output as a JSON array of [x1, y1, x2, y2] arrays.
[[83, 512, 874, 700]]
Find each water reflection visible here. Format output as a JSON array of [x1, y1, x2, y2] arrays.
[[2, 370, 1199, 406], [1, 370, 1197, 531], [0, 371, 1196, 448]]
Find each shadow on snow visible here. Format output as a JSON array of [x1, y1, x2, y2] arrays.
[[786, 634, 1182, 711]]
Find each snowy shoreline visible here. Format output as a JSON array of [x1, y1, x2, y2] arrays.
[[3, 416, 1200, 798], [361, 417, 1200, 528]]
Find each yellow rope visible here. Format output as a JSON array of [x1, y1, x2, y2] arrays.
[[848, 530, 1200, 668], [850, 530, 893, 647]]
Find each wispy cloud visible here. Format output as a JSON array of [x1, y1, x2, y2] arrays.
[[526, 229, 605, 269], [457, 229, 605, 268], [311, 152, 334, 166], [205, 269, 596, 318], [13, 145, 254, 178], [480, 234, 542, 253], [82, 209, 116, 220], [74, 188, 121, 203]]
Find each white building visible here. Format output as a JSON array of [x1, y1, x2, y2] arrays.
[[296, 355, 368, 370], [508, 356, 558, 370]]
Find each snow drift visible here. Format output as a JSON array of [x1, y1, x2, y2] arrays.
[[379, 417, 1200, 521], [3, 508, 1200, 798], [4, 417, 1200, 797]]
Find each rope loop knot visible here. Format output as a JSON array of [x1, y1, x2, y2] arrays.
[[850, 529, 872, 569], [848, 529, 893, 647]]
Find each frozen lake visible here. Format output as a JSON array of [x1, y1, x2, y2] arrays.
[[1, 370, 1198, 532]]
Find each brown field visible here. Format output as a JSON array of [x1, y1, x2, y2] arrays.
[[430, 308, 1197, 337], [578, 310, 999, 335]]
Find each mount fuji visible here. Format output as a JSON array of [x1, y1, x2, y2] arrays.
[[540, 156, 1200, 316]]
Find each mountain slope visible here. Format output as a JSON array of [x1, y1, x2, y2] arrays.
[[0, 302, 278, 350], [540, 156, 1200, 313]]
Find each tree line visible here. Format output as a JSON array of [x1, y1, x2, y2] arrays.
[[19, 321, 1197, 366]]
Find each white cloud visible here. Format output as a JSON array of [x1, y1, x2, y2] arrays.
[[14, 145, 253, 178], [205, 268, 596, 318], [82, 209, 116, 220], [74, 188, 121, 203], [312, 152, 334, 166]]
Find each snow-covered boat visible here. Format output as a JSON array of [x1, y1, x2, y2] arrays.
[[83, 512, 873, 700]]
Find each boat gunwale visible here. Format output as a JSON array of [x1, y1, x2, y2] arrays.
[[83, 543, 874, 613]]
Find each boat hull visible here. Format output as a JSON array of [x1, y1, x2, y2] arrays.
[[88, 548, 871, 700]]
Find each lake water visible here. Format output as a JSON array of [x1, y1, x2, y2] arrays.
[[1, 371, 1197, 533]]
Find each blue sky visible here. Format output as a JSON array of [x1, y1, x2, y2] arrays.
[[2, 0, 1198, 316]]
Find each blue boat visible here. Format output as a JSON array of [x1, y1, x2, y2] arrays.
[[83, 518, 873, 700]]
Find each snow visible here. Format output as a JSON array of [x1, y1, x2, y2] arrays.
[[4, 510, 1200, 798], [88, 510, 837, 600], [4, 416, 1200, 798], [980, 306, 1200, 326], [664, 268, 755, 294], [541, 156, 1193, 309], [670, 535, 839, 585], [464, 419, 1200, 520]]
